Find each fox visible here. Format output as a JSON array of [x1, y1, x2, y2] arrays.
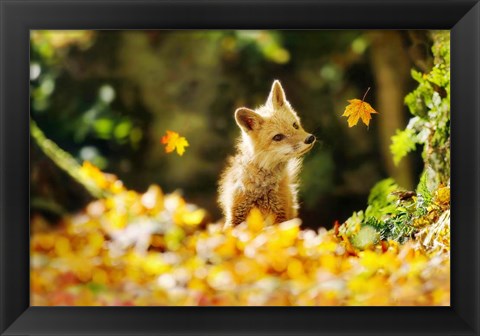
[[218, 80, 316, 227]]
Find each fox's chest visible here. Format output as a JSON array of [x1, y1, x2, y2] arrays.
[[241, 174, 279, 191], [252, 189, 281, 209], [240, 174, 291, 201], [239, 176, 294, 220]]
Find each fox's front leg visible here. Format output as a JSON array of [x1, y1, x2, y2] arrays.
[[226, 193, 252, 227], [278, 176, 297, 220], [255, 191, 289, 224], [273, 207, 288, 223]]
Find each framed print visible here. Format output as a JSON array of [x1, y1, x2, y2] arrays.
[[1, 0, 479, 335]]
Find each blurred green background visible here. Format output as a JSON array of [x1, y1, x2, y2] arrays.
[[30, 30, 434, 229]]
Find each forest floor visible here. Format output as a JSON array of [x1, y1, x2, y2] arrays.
[[31, 164, 450, 306]]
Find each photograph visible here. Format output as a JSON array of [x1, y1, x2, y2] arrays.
[[29, 29, 451, 306]]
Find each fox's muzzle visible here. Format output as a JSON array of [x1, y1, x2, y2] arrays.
[[304, 135, 316, 144]]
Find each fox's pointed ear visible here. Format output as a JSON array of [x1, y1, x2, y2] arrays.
[[267, 80, 287, 109], [235, 108, 263, 132]]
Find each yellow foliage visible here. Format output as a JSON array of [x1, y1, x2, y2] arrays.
[[31, 162, 450, 306], [80, 161, 126, 195]]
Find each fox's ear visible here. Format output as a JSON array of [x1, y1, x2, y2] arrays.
[[267, 80, 287, 109], [235, 108, 263, 132]]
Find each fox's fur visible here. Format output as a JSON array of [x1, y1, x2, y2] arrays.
[[218, 80, 316, 227]]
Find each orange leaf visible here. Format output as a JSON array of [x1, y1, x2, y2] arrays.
[[161, 130, 189, 156], [342, 89, 378, 127]]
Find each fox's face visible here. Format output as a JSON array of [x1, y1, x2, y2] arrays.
[[235, 80, 315, 167]]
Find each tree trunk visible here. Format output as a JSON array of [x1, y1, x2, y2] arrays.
[[369, 31, 413, 189]]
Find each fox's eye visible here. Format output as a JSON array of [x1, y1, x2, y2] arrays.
[[272, 134, 285, 141], [293, 122, 299, 129]]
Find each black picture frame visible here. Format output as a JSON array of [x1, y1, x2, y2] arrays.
[[1, 0, 479, 335]]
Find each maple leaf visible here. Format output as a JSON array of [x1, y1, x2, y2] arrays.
[[342, 88, 378, 127], [161, 130, 189, 156]]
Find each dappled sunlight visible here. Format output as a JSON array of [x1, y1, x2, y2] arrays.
[[30, 30, 450, 306]]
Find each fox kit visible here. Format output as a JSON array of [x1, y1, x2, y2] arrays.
[[218, 80, 316, 227]]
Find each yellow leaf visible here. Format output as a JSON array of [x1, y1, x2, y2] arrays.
[[161, 130, 189, 156], [436, 187, 450, 205], [175, 137, 189, 156], [80, 161, 125, 194], [287, 258, 304, 278], [54, 237, 71, 256], [181, 209, 206, 227], [278, 219, 301, 246], [92, 269, 109, 285], [80, 161, 108, 189], [342, 97, 378, 127], [246, 207, 264, 232]]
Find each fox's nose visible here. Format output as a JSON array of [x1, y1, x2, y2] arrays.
[[304, 135, 316, 144]]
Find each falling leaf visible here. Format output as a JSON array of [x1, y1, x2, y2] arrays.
[[342, 87, 378, 127], [161, 130, 189, 156]]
